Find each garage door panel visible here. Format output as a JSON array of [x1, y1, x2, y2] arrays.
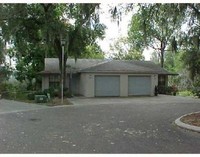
[[95, 76, 120, 97], [128, 76, 151, 96]]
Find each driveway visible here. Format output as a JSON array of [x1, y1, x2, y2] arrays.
[[68, 95, 200, 106], [0, 95, 200, 153], [0, 99, 49, 114]]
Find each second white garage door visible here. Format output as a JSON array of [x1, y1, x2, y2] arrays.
[[95, 76, 120, 97], [128, 76, 151, 96]]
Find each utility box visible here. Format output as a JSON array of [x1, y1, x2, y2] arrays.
[[35, 95, 48, 103]]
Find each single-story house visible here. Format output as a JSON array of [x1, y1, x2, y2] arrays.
[[39, 58, 176, 97]]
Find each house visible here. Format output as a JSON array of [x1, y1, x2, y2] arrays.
[[39, 58, 176, 97]]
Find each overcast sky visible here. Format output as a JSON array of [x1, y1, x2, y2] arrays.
[[97, 3, 153, 60]]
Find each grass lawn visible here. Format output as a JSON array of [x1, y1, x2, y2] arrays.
[[178, 90, 194, 97]]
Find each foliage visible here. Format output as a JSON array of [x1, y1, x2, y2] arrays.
[[0, 81, 27, 100], [27, 92, 36, 100], [0, 4, 106, 91], [110, 37, 144, 60], [80, 44, 104, 59], [158, 85, 178, 95], [0, 65, 12, 83], [178, 90, 193, 97], [113, 50, 144, 60], [14, 43, 45, 90], [43, 87, 60, 98], [0, 82, 11, 98], [150, 51, 159, 64], [174, 4, 200, 81], [181, 49, 200, 81], [192, 76, 200, 98], [128, 4, 184, 67], [0, 38, 5, 64], [192, 87, 200, 98]]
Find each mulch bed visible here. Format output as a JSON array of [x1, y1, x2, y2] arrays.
[[12, 97, 72, 106], [181, 112, 200, 127], [47, 97, 73, 106]]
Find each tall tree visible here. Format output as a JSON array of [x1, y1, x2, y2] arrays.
[[128, 4, 184, 67], [178, 4, 200, 81], [110, 37, 144, 60], [0, 3, 105, 89]]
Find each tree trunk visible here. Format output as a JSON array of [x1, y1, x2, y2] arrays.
[[160, 49, 164, 68], [160, 40, 166, 68]]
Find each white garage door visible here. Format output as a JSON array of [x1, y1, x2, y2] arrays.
[[95, 76, 120, 97], [128, 76, 151, 96]]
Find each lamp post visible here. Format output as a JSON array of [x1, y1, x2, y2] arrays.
[[61, 38, 65, 104], [0, 27, 2, 40]]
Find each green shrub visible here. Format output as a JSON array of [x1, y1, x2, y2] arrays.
[[43, 89, 53, 97], [27, 92, 36, 100], [0, 82, 16, 99], [158, 85, 178, 95], [43, 87, 60, 98], [178, 90, 193, 97], [192, 87, 200, 98], [158, 86, 166, 94], [192, 77, 200, 98], [35, 91, 44, 95]]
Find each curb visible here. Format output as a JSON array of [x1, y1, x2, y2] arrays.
[[175, 111, 200, 133]]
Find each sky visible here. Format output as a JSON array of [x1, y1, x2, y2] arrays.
[[97, 3, 153, 60], [2, 2, 197, 63]]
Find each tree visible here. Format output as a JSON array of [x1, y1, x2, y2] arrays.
[[113, 50, 144, 60], [128, 4, 184, 67], [178, 4, 200, 81], [80, 43, 104, 59], [0, 4, 105, 90], [110, 37, 144, 60]]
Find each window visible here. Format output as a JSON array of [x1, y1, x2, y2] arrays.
[[49, 75, 60, 82], [49, 75, 60, 88], [158, 75, 166, 86]]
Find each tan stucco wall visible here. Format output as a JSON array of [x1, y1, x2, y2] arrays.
[[80, 73, 95, 97], [80, 73, 86, 96], [80, 73, 158, 97], [42, 76, 49, 91]]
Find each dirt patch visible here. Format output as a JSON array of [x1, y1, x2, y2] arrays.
[[181, 112, 200, 127], [47, 98, 73, 106]]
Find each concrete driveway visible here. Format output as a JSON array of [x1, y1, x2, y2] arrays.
[[69, 94, 200, 106], [0, 95, 200, 153]]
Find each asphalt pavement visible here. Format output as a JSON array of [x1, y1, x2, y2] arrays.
[[0, 99, 49, 114], [0, 95, 200, 153]]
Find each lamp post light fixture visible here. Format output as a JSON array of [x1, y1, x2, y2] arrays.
[[61, 38, 65, 104]]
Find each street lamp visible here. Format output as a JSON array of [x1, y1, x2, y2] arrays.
[[0, 27, 2, 39], [61, 38, 65, 104]]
